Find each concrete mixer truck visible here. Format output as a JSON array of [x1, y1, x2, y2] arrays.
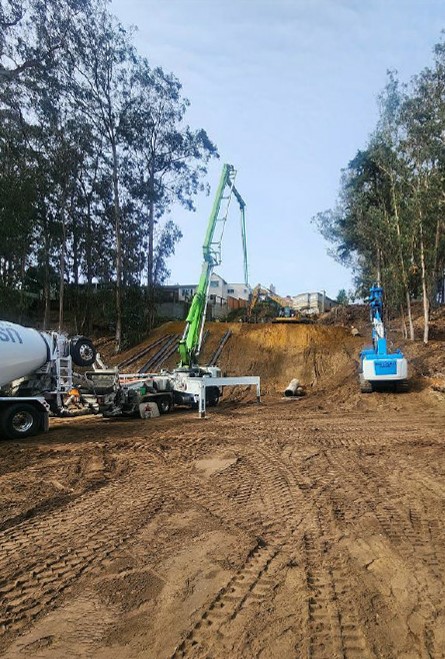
[[0, 320, 96, 439]]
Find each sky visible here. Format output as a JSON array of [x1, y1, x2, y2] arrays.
[[111, 0, 444, 299]]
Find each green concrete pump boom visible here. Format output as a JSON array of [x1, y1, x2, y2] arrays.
[[178, 164, 248, 367]]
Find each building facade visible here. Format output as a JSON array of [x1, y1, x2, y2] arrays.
[[291, 291, 336, 315], [160, 274, 250, 320], [159, 280, 336, 321]]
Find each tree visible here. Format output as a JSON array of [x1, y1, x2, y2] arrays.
[[0, 0, 219, 344], [0, 0, 93, 83], [336, 289, 349, 306], [66, 5, 138, 350], [122, 61, 218, 327]]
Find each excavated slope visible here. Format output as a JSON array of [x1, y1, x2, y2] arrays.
[[103, 321, 445, 413], [103, 321, 356, 394]]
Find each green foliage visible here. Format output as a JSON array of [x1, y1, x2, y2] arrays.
[[336, 289, 349, 306], [313, 41, 445, 340], [0, 0, 218, 344]]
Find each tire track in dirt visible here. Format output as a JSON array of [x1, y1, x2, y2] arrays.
[[352, 453, 445, 655], [0, 460, 166, 646], [253, 443, 373, 658], [352, 456, 444, 579], [302, 528, 344, 658], [169, 437, 375, 659], [294, 422, 435, 450], [167, 441, 309, 657], [171, 537, 286, 658], [309, 509, 372, 657], [299, 447, 444, 656]]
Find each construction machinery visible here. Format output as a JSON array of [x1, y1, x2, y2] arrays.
[[174, 163, 248, 406], [359, 285, 408, 393], [178, 163, 247, 368], [248, 284, 301, 322], [86, 164, 260, 418], [0, 321, 96, 439]]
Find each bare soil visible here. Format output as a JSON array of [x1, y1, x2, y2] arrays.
[[1, 321, 445, 658]]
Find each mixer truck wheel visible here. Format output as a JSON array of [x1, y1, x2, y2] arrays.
[[70, 337, 96, 367], [0, 403, 40, 439]]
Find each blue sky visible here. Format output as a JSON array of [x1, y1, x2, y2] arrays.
[[111, 0, 443, 299]]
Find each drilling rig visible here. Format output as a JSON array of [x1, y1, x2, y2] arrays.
[[359, 285, 408, 393]]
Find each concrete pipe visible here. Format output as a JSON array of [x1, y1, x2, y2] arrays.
[[284, 378, 300, 397]]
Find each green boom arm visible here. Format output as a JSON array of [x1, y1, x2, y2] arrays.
[[178, 164, 247, 367]]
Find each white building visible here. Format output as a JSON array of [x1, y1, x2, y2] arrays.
[[166, 274, 250, 320], [226, 283, 250, 301], [292, 291, 336, 315]]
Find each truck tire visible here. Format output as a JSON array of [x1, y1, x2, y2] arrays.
[[0, 403, 41, 440], [70, 337, 96, 367], [157, 395, 173, 414]]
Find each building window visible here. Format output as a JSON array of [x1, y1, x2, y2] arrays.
[[227, 288, 234, 294], [210, 280, 219, 288]]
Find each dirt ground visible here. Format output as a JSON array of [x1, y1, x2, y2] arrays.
[[1, 320, 445, 658]]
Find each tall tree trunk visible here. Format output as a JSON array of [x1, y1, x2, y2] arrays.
[[390, 176, 414, 340], [72, 207, 80, 333], [58, 214, 66, 331], [146, 160, 156, 330], [111, 138, 123, 352], [432, 214, 442, 309], [19, 250, 26, 324], [418, 216, 429, 344], [84, 200, 93, 335], [400, 305, 407, 339], [43, 262, 50, 329], [43, 223, 51, 330], [376, 245, 382, 286]]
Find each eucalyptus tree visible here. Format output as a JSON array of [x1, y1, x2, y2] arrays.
[[371, 74, 416, 340], [121, 60, 218, 324], [65, 4, 139, 350], [0, 114, 37, 305], [314, 73, 416, 338], [0, 0, 93, 83], [314, 147, 392, 297], [400, 41, 445, 342]]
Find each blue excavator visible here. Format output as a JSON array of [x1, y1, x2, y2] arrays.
[[359, 285, 408, 393]]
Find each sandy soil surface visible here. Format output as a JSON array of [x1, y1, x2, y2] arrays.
[[1, 321, 445, 658]]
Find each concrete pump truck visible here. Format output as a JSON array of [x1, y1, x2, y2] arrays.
[[85, 164, 260, 418], [172, 163, 249, 408]]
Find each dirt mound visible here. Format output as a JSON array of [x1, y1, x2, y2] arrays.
[[100, 322, 355, 394], [96, 318, 445, 414]]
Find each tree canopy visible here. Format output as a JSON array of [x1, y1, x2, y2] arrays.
[[0, 0, 218, 348], [314, 40, 445, 343]]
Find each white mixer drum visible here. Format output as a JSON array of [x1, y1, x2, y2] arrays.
[[0, 321, 50, 387]]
